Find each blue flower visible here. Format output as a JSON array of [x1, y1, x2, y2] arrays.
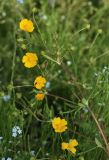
[[12, 132, 17, 138], [45, 82, 51, 89], [0, 136, 3, 140], [12, 126, 22, 138], [2, 95, 10, 102], [17, 0, 24, 4], [30, 150, 35, 156], [7, 158, 12, 160]]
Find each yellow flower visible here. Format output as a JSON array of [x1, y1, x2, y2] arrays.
[[22, 52, 38, 68], [35, 93, 45, 101], [61, 142, 68, 150], [52, 117, 67, 133], [34, 76, 46, 89], [61, 139, 78, 154], [19, 19, 34, 32]]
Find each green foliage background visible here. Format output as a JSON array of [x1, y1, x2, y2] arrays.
[[0, 0, 109, 159]]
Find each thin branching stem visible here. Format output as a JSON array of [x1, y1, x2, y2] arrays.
[[88, 106, 109, 157]]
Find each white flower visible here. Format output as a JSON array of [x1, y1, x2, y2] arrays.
[[1, 158, 5, 160], [30, 150, 35, 156], [12, 126, 22, 137], [12, 132, 17, 138], [67, 61, 72, 66], [16, 126, 22, 134], [0, 136, 3, 140], [12, 127, 17, 133], [17, 0, 23, 3], [7, 158, 12, 160]]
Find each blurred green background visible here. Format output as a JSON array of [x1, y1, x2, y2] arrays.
[[0, 0, 109, 159]]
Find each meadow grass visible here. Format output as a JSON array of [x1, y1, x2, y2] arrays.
[[0, 0, 109, 159]]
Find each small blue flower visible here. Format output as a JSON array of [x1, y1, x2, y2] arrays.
[[17, 128, 22, 134], [12, 127, 17, 133], [12, 132, 17, 138], [30, 150, 35, 156], [17, 0, 24, 4], [7, 158, 12, 160], [2, 95, 10, 102], [45, 82, 51, 89], [12, 126, 22, 138], [0, 136, 3, 140]]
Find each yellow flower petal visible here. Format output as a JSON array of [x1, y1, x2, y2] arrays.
[[69, 139, 78, 147], [69, 147, 76, 154], [61, 142, 68, 150], [22, 55, 28, 63]]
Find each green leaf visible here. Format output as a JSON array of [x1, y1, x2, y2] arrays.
[[78, 156, 85, 160], [95, 138, 103, 148], [82, 98, 88, 106], [41, 51, 61, 65]]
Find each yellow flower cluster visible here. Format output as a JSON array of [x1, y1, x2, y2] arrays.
[[52, 117, 78, 154], [19, 19, 46, 101], [62, 139, 78, 154], [19, 19, 79, 155]]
